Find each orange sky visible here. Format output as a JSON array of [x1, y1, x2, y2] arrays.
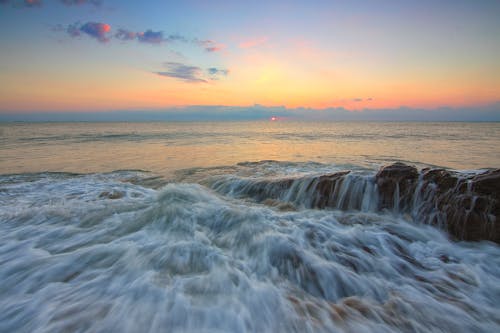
[[0, 0, 499, 113]]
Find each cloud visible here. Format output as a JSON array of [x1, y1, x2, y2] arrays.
[[2, 0, 102, 7], [155, 63, 230, 83], [80, 22, 111, 42], [239, 37, 268, 49], [55, 22, 111, 42], [66, 23, 81, 37], [207, 67, 229, 80], [115, 30, 188, 43], [194, 39, 225, 52], [115, 29, 136, 41], [351, 98, 374, 102], [60, 0, 101, 5], [22, 0, 41, 7], [53, 22, 226, 50], [137, 30, 165, 44], [58, 25, 180, 44], [3, 104, 500, 122], [155, 62, 207, 83], [166, 34, 188, 43]]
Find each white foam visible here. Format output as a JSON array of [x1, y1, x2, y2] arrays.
[[0, 172, 499, 332]]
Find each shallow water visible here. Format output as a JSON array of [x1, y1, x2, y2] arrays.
[[1, 122, 499, 332]]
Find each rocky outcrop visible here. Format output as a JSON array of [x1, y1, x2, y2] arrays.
[[308, 171, 351, 209], [376, 163, 419, 211], [209, 163, 500, 243], [374, 163, 499, 243]]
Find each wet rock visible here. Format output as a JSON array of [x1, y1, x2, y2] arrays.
[[210, 162, 499, 243], [262, 198, 297, 211], [473, 169, 500, 194], [246, 178, 294, 202], [422, 169, 459, 190], [411, 167, 499, 243], [376, 163, 419, 210], [422, 169, 498, 243], [310, 171, 350, 208], [372, 163, 499, 243]]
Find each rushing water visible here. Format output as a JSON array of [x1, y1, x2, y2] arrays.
[[1, 122, 499, 332]]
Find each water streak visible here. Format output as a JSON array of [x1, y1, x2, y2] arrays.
[[1, 167, 498, 332]]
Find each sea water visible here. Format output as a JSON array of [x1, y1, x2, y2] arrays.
[[1, 121, 499, 332]]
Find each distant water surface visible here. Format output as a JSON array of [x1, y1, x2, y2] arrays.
[[1, 121, 499, 178]]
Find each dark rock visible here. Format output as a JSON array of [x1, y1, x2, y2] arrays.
[[416, 167, 499, 243], [376, 163, 419, 210], [473, 169, 500, 195], [422, 169, 459, 190], [310, 171, 350, 208]]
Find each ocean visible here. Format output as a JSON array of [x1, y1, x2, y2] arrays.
[[1, 121, 499, 332]]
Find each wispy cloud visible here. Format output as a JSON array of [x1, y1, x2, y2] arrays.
[[166, 34, 188, 43], [5, 104, 500, 122], [155, 63, 230, 83], [155, 62, 207, 83], [54, 22, 226, 50], [239, 37, 268, 49], [352, 98, 373, 102], [207, 67, 229, 80], [2, 0, 102, 7], [60, 0, 101, 6], [137, 30, 165, 44], [114, 29, 136, 41], [22, 0, 41, 7], [194, 39, 226, 52], [64, 23, 81, 37]]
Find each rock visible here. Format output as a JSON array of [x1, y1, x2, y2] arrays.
[[376, 163, 419, 210], [415, 167, 499, 243], [310, 171, 350, 209], [473, 169, 500, 207], [262, 198, 297, 211], [422, 169, 459, 190], [373, 163, 499, 243]]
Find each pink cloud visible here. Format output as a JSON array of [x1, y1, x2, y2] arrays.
[[80, 22, 111, 42], [239, 37, 268, 49], [23, 0, 41, 7], [194, 39, 226, 52]]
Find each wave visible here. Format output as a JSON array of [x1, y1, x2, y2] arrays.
[[209, 162, 499, 243], [0, 165, 499, 332]]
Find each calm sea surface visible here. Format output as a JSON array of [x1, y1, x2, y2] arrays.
[[1, 121, 499, 177], [1, 121, 499, 332]]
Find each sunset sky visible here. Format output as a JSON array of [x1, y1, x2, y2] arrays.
[[1, 0, 499, 118]]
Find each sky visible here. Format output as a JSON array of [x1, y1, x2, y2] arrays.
[[0, 0, 499, 120]]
